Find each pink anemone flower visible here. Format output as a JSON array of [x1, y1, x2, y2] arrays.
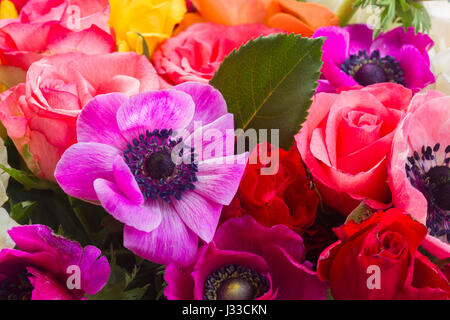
[[389, 90, 450, 259], [55, 82, 247, 266], [164, 215, 328, 300]]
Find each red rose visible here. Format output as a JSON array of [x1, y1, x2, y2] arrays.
[[227, 143, 319, 234], [317, 208, 450, 300], [295, 83, 413, 215]]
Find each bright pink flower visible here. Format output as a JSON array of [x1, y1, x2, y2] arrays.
[[0, 224, 110, 300], [164, 215, 327, 300], [313, 25, 435, 93], [0, 21, 115, 70], [152, 22, 281, 85], [295, 83, 412, 215], [0, 52, 162, 181], [389, 90, 450, 258], [55, 82, 248, 266]]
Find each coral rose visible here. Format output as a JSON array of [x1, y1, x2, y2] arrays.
[[295, 83, 413, 215], [165, 215, 327, 300], [152, 22, 281, 85], [317, 209, 450, 300], [388, 90, 450, 259], [0, 21, 115, 70], [0, 52, 161, 181]]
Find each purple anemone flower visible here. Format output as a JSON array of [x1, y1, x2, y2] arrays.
[[164, 216, 328, 300], [0, 225, 110, 300], [313, 24, 435, 93], [55, 82, 247, 266]]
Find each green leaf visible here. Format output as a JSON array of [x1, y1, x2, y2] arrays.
[[210, 34, 323, 151], [90, 249, 151, 300], [0, 164, 55, 191], [345, 201, 375, 224], [9, 200, 37, 224], [5, 179, 91, 246], [136, 32, 150, 60]]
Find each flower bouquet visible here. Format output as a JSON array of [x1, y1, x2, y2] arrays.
[[0, 0, 448, 301]]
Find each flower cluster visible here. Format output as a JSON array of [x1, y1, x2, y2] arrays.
[[0, 0, 447, 301]]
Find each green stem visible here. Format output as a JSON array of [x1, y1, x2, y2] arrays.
[[337, 0, 359, 26]]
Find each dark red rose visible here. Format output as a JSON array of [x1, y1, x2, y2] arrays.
[[317, 208, 450, 300]]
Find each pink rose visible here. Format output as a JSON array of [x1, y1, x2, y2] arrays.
[[152, 22, 281, 85], [295, 83, 413, 215], [0, 52, 162, 181], [0, 21, 115, 70], [14, 0, 110, 32], [389, 90, 450, 258]]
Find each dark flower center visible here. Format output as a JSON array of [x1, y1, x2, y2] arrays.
[[341, 50, 404, 86], [0, 271, 33, 300], [145, 151, 175, 180], [406, 143, 450, 243], [204, 264, 270, 300], [123, 129, 198, 203], [426, 166, 450, 211]]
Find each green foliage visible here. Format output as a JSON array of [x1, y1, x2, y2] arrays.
[[0, 164, 55, 191], [345, 201, 375, 224], [354, 0, 431, 38], [8, 200, 37, 224], [137, 32, 151, 60], [210, 34, 324, 151]]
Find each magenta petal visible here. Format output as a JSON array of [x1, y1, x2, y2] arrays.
[[112, 156, 144, 205], [321, 56, 358, 89], [93, 178, 162, 233], [313, 26, 349, 65], [262, 244, 327, 300], [164, 263, 195, 300], [0, 249, 58, 276], [194, 153, 248, 205], [7, 224, 82, 269], [214, 216, 305, 263], [77, 93, 129, 150], [173, 82, 228, 133], [372, 27, 434, 65], [27, 267, 73, 300], [344, 24, 373, 55], [55, 142, 120, 201], [171, 191, 222, 243], [79, 246, 111, 296], [399, 45, 436, 92], [123, 201, 199, 266], [184, 113, 235, 160], [116, 90, 195, 141]]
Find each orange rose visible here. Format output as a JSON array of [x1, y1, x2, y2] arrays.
[[189, 0, 338, 37], [191, 0, 271, 25], [265, 0, 339, 37]]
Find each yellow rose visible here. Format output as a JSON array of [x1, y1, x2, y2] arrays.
[[109, 0, 186, 55], [0, 0, 17, 20]]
